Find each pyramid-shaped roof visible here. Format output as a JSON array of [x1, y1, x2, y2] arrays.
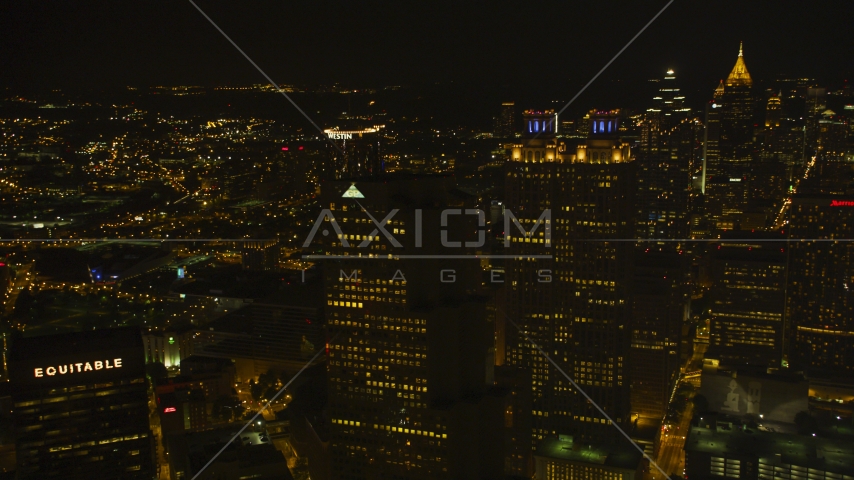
[[726, 42, 752, 87], [341, 184, 365, 198]]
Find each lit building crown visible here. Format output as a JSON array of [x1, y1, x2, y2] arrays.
[[714, 79, 726, 98], [522, 109, 557, 137], [725, 41, 752, 87]]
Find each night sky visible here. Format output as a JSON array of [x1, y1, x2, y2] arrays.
[[1, 1, 852, 103]]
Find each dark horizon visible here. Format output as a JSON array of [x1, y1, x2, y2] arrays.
[[2, 1, 853, 97]]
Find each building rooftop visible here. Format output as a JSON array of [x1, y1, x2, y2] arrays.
[[174, 266, 323, 305], [9, 326, 142, 362], [536, 436, 644, 471], [168, 427, 292, 479], [686, 419, 854, 476]]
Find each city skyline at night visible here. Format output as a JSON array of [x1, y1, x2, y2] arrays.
[[2, 2, 854, 480]]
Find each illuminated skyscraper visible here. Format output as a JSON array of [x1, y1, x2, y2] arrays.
[[633, 75, 695, 420], [804, 87, 827, 150], [719, 43, 754, 166], [817, 112, 849, 157], [636, 120, 698, 239], [646, 68, 691, 138], [504, 110, 559, 449], [786, 195, 854, 376], [751, 92, 790, 221], [313, 175, 504, 479], [765, 93, 782, 129], [705, 43, 755, 229], [505, 110, 635, 445], [700, 83, 724, 196], [557, 113, 635, 441], [494, 101, 517, 138], [322, 125, 385, 181]]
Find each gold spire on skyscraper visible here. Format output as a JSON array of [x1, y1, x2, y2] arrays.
[[726, 41, 752, 87]]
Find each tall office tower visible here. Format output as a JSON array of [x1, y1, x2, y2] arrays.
[[786, 195, 854, 376], [804, 87, 827, 150], [762, 87, 808, 183], [8, 327, 155, 479], [322, 125, 385, 181], [556, 112, 635, 441], [494, 101, 517, 138], [278, 142, 320, 195], [633, 74, 695, 419], [504, 110, 558, 450], [639, 69, 692, 159], [630, 250, 686, 420], [313, 176, 504, 479], [494, 366, 534, 478], [705, 43, 755, 229], [505, 110, 635, 446], [705, 233, 787, 369], [576, 112, 592, 138], [817, 112, 849, 157], [751, 93, 789, 224], [628, 109, 702, 422], [700, 82, 725, 196], [765, 93, 782, 129], [636, 119, 697, 240]]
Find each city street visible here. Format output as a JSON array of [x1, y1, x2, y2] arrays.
[[653, 403, 693, 479], [649, 339, 708, 479]]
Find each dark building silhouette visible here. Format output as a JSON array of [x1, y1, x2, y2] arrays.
[[706, 234, 787, 369], [630, 250, 687, 420]]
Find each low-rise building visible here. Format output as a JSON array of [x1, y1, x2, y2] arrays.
[[534, 435, 645, 480], [684, 416, 854, 480]]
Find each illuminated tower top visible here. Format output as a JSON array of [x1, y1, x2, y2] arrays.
[[765, 92, 782, 128], [648, 68, 690, 128], [714, 79, 726, 99], [588, 111, 620, 137], [726, 41, 752, 87], [522, 109, 557, 137]]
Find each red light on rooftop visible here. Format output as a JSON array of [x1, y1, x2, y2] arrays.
[[282, 147, 288, 151], [299, 146, 304, 150]]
